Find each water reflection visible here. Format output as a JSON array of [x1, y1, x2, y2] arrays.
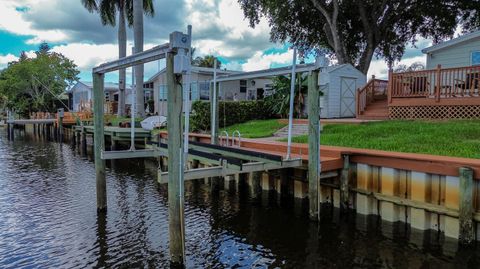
[[0, 129, 479, 268]]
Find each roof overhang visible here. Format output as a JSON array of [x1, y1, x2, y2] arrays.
[[422, 30, 480, 54], [215, 63, 322, 82]]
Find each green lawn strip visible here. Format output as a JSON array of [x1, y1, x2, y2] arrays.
[[220, 119, 287, 138], [281, 120, 480, 159], [106, 116, 142, 127]]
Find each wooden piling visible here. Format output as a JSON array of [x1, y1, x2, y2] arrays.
[[251, 171, 262, 199], [307, 70, 320, 220], [81, 129, 87, 155], [340, 154, 350, 211], [166, 52, 185, 265], [7, 123, 11, 140], [459, 167, 474, 245], [58, 113, 64, 143], [93, 72, 107, 212]]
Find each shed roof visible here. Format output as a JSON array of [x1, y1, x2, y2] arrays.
[[421, 30, 480, 54], [215, 63, 361, 82]]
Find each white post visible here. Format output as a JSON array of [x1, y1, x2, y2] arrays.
[[183, 25, 192, 167], [286, 47, 297, 159], [211, 59, 217, 144], [130, 46, 136, 150]]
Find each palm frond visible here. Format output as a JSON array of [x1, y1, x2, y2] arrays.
[[125, 0, 155, 27], [81, 0, 99, 12], [99, 0, 117, 26]]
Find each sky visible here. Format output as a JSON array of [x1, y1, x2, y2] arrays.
[[0, 0, 435, 84]]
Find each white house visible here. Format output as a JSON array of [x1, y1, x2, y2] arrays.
[[148, 66, 243, 116], [422, 30, 480, 69], [216, 63, 366, 119], [68, 81, 132, 112]]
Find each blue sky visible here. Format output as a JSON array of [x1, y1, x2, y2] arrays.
[[0, 0, 434, 84]]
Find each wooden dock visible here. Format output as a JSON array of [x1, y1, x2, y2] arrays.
[[74, 125, 151, 140]]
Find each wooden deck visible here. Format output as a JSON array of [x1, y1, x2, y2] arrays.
[[357, 65, 480, 119]]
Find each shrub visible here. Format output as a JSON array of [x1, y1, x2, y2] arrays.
[[190, 100, 275, 132]]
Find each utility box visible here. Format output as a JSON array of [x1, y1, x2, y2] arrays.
[[169, 31, 191, 74], [57, 108, 64, 118], [174, 49, 191, 75], [169, 31, 190, 50]]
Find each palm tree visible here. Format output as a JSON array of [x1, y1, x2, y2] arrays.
[[132, 0, 144, 117], [81, 0, 154, 117], [192, 55, 222, 69]]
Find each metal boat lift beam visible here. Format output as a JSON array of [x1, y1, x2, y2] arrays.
[[158, 158, 310, 184], [93, 43, 170, 74], [101, 142, 244, 171], [188, 141, 283, 164]]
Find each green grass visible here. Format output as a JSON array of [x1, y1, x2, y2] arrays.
[[106, 116, 142, 127], [282, 120, 480, 159], [220, 119, 286, 138]]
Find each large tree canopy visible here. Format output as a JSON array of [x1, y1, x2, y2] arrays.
[[238, 0, 479, 74], [0, 44, 79, 116]]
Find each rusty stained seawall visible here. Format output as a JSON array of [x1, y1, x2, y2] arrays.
[[313, 163, 479, 241], [240, 162, 479, 242]]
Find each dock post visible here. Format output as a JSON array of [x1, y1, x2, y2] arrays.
[[7, 123, 11, 140], [459, 167, 474, 245], [81, 129, 87, 155], [210, 59, 219, 145], [58, 108, 64, 143], [340, 154, 350, 211], [93, 72, 107, 212], [307, 70, 320, 220], [166, 51, 185, 265], [71, 128, 77, 147], [250, 171, 262, 199]]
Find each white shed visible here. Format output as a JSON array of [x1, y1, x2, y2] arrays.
[[318, 64, 366, 118]]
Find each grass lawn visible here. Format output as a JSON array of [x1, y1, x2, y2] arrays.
[[220, 119, 287, 138], [284, 120, 480, 159]]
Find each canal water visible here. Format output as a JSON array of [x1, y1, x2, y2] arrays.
[[0, 129, 479, 268]]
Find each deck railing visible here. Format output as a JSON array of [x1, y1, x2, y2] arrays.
[[389, 64, 480, 102], [356, 76, 388, 115]]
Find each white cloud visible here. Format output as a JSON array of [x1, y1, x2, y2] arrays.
[[52, 43, 119, 70], [0, 0, 67, 44], [368, 56, 426, 79], [0, 54, 18, 69], [241, 50, 294, 71]]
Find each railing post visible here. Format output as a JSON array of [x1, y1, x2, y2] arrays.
[[435, 64, 441, 102], [387, 69, 393, 104]]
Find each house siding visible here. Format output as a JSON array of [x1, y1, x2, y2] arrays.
[[71, 83, 91, 112], [426, 37, 480, 69]]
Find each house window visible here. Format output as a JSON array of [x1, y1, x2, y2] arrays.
[[199, 81, 210, 100], [159, 85, 167, 101], [472, 51, 480, 66], [240, 80, 247, 93]]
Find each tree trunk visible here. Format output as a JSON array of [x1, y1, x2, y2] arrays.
[[133, 0, 145, 117], [117, 3, 127, 117]]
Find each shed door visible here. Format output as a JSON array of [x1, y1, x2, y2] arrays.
[[340, 77, 356, 117]]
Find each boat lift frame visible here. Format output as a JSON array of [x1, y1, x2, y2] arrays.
[[90, 26, 314, 266]]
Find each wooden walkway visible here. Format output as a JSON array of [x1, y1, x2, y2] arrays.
[[74, 125, 151, 141], [7, 119, 56, 125]]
